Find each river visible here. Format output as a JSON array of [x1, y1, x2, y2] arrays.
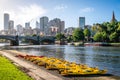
[[1, 43, 120, 76]]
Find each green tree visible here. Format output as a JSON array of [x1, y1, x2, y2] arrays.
[[32, 34, 37, 36], [117, 23, 120, 31], [56, 33, 65, 40], [109, 32, 118, 42], [102, 31, 108, 42], [72, 28, 84, 42], [107, 22, 118, 34], [117, 23, 120, 41], [67, 35, 73, 42], [93, 32, 103, 42], [83, 28, 91, 41]]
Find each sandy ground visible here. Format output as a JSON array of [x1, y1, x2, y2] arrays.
[[0, 50, 120, 80]]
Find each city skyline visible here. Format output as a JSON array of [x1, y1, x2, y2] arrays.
[[0, 0, 120, 30]]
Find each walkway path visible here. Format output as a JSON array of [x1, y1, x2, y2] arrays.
[[0, 50, 63, 80]]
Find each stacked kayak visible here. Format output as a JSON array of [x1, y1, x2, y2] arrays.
[[16, 54, 107, 76]]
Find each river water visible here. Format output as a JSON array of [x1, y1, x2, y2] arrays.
[[1, 43, 120, 76]]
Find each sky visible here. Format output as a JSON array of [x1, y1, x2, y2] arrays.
[[0, 0, 120, 30]]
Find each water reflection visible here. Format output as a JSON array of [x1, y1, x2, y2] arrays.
[[64, 46, 87, 64]]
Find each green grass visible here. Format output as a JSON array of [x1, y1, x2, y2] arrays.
[[0, 55, 33, 80]]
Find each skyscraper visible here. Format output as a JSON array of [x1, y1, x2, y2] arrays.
[[61, 21, 65, 33], [40, 16, 49, 32], [79, 17, 85, 29], [16, 24, 23, 35], [48, 18, 65, 36], [25, 22, 30, 29], [4, 13, 9, 30], [40, 16, 49, 35], [9, 20, 14, 30]]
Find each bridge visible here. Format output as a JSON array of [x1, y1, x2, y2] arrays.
[[0, 35, 55, 46]]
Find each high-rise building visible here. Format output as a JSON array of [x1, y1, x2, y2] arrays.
[[4, 13, 9, 30], [79, 17, 85, 29], [25, 22, 30, 29], [48, 18, 65, 36], [9, 20, 14, 30], [40, 16, 49, 33], [61, 21, 65, 33], [16, 24, 23, 35]]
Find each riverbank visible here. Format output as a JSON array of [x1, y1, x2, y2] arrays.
[[84, 42, 120, 47], [0, 50, 119, 80], [68, 42, 84, 46], [109, 43, 120, 47]]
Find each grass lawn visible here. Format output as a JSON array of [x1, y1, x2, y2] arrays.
[[0, 55, 33, 80]]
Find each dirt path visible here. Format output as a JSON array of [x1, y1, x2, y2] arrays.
[[0, 50, 119, 80]]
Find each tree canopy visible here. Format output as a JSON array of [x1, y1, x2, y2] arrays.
[[83, 28, 91, 41], [92, 21, 120, 42], [72, 28, 84, 42], [56, 33, 65, 40]]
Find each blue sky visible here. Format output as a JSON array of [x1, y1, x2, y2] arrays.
[[0, 0, 120, 30]]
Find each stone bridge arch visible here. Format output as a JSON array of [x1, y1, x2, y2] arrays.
[[40, 36, 55, 44], [0, 35, 55, 46], [0, 35, 19, 46]]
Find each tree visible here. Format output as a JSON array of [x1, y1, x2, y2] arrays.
[[102, 31, 108, 42], [100, 24, 107, 33], [109, 32, 118, 42], [117, 23, 120, 42], [93, 32, 102, 42], [83, 28, 91, 41], [67, 35, 73, 42], [32, 34, 37, 36], [91, 24, 101, 37], [56, 33, 65, 40], [72, 28, 84, 42]]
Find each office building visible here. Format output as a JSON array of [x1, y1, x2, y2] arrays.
[[61, 21, 65, 33], [48, 18, 65, 36], [9, 20, 14, 30], [16, 24, 23, 35], [4, 13, 9, 30], [25, 22, 30, 29], [40, 16, 49, 35], [79, 17, 85, 29]]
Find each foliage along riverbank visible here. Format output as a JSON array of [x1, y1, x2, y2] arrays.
[[0, 55, 33, 80], [68, 42, 120, 47], [84, 42, 120, 47]]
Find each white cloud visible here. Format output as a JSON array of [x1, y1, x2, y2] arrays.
[[16, 4, 46, 25], [80, 7, 94, 13], [54, 4, 68, 10], [0, 0, 46, 30]]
